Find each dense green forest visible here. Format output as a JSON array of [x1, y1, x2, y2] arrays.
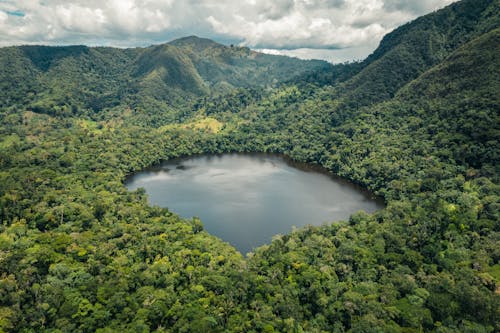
[[0, 0, 499, 332]]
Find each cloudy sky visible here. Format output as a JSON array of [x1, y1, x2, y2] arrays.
[[0, 0, 456, 63]]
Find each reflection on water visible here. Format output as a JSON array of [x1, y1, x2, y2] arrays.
[[125, 153, 384, 255]]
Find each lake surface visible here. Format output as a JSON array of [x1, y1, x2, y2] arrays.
[[125, 153, 384, 254]]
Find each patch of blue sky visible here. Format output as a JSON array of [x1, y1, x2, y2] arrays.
[[6, 10, 25, 17]]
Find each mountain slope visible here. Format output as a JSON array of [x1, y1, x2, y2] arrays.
[[298, 0, 499, 108], [134, 43, 208, 95], [396, 27, 500, 169], [167, 35, 331, 91], [0, 38, 330, 120], [0, 47, 42, 109], [0, 45, 139, 116]]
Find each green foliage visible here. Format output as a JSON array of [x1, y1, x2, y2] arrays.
[[0, 36, 328, 127], [335, 0, 500, 108], [0, 0, 499, 332]]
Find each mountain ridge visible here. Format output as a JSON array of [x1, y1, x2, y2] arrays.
[[0, 36, 331, 120], [337, 0, 500, 107]]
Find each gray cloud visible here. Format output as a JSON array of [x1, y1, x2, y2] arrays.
[[383, 0, 452, 14], [0, 0, 456, 61], [301, 0, 347, 10], [256, 0, 295, 20]]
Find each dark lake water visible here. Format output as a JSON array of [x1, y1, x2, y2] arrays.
[[125, 153, 384, 254]]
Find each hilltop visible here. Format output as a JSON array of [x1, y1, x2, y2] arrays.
[[0, 37, 329, 122]]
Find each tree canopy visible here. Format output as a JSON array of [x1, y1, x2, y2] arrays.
[[0, 0, 499, 332]]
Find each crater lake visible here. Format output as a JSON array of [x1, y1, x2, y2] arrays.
[[125, 153, 384, 254]]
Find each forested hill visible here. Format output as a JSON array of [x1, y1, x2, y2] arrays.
[[0, 0, 499, 332], [0, 36, 329, 120], [296, 0, 499, 98], [337, 0, 498, 107]]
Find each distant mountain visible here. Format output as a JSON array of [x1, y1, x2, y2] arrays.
[[0, 37, 330, 119], [135, 36, 330, 97], [134, 43, 209, 96], [0, 45, 139, 116], [171, 36, 330, 90]]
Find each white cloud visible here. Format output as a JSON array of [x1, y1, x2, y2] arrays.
[[0, 0, 457, 61], [257, 45, 375, 63], [0, 11, 7, 23], [54, 4, 106, 34]]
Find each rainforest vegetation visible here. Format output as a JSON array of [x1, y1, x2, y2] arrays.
[[0, 0, 499, 332]]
